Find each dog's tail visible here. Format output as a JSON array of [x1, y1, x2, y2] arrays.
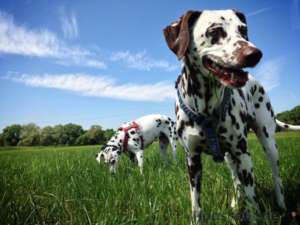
[[276, 119, 300, 131]]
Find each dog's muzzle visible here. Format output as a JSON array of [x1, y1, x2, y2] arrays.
[[237, 46, 262, 68], [203, 46, 262, 88]]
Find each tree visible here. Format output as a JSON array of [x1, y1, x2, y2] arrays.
[[104, 129, 115, 142], [52, 125, 67, 145], [87, 125, 105, 145], [75, 132, 89, 145], [1, 123, 116, 146], [0, 133, 3, 146], [277, 105, 300, 125], [63, 123, 84, 145], [18, 123, 40, 146], [76, 125, 105, 145], [40, 126, 55, 146], [2, 124, 22, 146]]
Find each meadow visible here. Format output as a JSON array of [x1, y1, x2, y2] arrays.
[[0, 132, 299, 225]]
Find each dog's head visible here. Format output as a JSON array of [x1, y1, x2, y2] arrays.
[[163, 9, 262, 88], [96, 144, 122, 173]]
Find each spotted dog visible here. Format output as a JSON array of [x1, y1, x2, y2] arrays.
[[96, 114, 177, 174], [163, 9, 300, 222]]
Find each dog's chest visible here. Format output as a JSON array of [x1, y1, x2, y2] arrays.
[[216, 90, 249, 150], [177, 88, 249, 153]]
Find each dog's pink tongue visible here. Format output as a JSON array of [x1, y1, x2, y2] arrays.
[[205, 59, 249, 87], [216, 67, 249, 87]]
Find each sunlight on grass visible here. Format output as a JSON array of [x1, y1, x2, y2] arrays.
[[0, 132, 299, 225]]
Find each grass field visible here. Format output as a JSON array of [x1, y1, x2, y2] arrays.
[[1, 132, 300, 225]]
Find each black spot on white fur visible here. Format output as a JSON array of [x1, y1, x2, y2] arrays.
[[263, 126, 269, 138]]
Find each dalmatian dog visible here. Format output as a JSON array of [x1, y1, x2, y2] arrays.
[[163, 9, 300, 222], [96, 114, 177, 174]]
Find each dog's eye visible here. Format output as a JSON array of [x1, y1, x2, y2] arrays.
[[238, 26, 248, 40], [206, 27, 227, 44]]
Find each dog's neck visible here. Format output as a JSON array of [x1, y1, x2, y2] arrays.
[[107, 132, 124, 148], [178, 57, 225, 116]]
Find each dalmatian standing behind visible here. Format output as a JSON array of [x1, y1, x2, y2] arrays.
[[163, 9, 300, 223], [96, 114, 177, 174]]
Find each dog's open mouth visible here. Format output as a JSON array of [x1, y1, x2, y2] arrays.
[[203, 56, 248, 88]]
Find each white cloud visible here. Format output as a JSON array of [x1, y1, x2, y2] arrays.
[[0, 10, 176, 72], [111, 50, 178, 72], [56, 57, 107, 69], [0, 10, 106, 69], [0, 11, 63, 57], [254, 58, 284, 91], [6, 73, 175, 102], [60, 10, 78, 39], [246, 7, 272, 17]]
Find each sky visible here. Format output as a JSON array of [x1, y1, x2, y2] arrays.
[[0, 0, 299, 130]]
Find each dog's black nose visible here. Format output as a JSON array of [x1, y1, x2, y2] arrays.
[[110, 159, 116, 165], [238, 46, 263, 68]]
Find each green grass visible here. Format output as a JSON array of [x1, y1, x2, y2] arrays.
[[1, 132, 300, 225]]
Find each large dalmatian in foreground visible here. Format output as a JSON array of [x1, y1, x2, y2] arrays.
[[163, 9, 300, 223]]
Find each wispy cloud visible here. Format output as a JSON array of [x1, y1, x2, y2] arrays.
[[60, 9, 78, 39], [291, 0, 300, 30], [0, 10, 105, 69], [0, 10, 177, 72], [5, 73, 175, 102], [56, 58, 106, 69], [246, 7, 272, 17], [111, 50, 178, 72], [0, 11, 65, 57], [254, 58, 284, 91]]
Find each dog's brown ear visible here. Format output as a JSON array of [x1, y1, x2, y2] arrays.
[[163, 10, 201, 59], [232, 9, 247, 24]]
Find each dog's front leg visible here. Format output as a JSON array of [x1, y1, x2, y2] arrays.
[[135, 150, 144, 174], [226, 151, 259, 223], [186, 149, 202, 223], [128, 151, 137, 164]]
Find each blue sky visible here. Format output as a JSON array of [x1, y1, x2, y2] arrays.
[[0, 0, 299, 130]]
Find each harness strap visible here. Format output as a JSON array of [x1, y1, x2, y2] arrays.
[[220, 87, 233, 121], [118, 121, 143, 152], [177, 87, 231, 162]]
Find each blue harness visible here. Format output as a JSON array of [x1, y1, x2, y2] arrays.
[[177, 86, 232, 163]]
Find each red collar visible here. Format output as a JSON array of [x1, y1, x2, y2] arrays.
[[118, 121, 143, 152]]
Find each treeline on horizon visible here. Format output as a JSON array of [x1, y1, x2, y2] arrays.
[[0, 123, 115, 147], [0, 105, 299, 147], [276, 105, 300, 126]]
